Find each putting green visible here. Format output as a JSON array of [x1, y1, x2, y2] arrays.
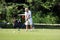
[[0, 29, 60, 40]]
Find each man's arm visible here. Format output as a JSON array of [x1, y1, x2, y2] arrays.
[[28, 11, 31, 19], [25, 12, 28, 21]]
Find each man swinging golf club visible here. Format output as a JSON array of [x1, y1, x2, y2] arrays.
[[25, 8, 33, 31]]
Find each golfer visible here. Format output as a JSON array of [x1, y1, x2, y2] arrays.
[[25, 8, 33, 31]]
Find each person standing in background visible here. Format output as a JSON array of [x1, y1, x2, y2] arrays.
[[25, 8, 33, 31]]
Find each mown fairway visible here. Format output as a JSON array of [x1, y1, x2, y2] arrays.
[[0, 29, 60, 40]]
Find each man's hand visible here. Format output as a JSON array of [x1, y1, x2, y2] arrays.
[[27, 15, 30, 19], [26, 15, 30, 21]]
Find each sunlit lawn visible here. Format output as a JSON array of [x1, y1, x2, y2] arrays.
[[0, 29, 60, 40]]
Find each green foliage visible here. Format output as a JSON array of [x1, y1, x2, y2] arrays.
[[31, 0, 59, 23], [0, 0, 60, 24], [40, 15, 57, 24], [32, 11, 41, 23], [32, 12, 58, 24]]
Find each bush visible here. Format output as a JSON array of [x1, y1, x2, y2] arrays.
[[32, 11, 42, 23], [0, 0, 60, 25], [32, 12, 58, 24]]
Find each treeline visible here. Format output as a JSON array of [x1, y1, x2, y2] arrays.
[[0, 0, 60, 24]]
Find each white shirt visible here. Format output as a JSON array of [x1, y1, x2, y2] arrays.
[[25, 10, 32, 21], [25, 10, 32, 25]]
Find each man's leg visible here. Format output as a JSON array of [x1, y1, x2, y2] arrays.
[[29, 18, 33, 31], [26, 25, 28, 31], [30, 25, 32, 29], [25, 21, 28, 31], [30, 25, 32, 31]]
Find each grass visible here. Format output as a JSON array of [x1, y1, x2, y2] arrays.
[[0, 29, 60, 40]]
